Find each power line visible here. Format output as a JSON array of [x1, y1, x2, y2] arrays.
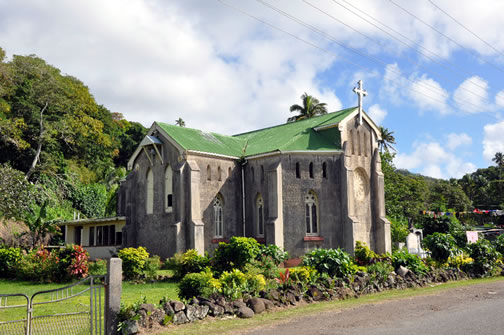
[[331, 0, 489, 93], [305, 0, 491, 107], [217, 0, 495, 118], [428, 0, 504, 59], [257, 0, 492, 114], [388, 0, 504, 73]]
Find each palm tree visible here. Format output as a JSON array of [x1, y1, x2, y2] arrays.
[[175, 117, 186, 127], [378, 126, 396, 153], [493, 152, 504, 169], [287, 92, 328, 122]]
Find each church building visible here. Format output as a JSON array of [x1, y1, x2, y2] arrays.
[[117, 83, 391, 259]]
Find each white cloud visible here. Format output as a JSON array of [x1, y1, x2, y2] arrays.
[[445, 133, 472, 150], [395, 141, 476, 179], [453, 76, 490, 113], [381, 64, 450, 115], [483, 120, 504, 161], [408, 76, 450, 115], [496, 90, 504, 108], [367, 104, 387, 125]]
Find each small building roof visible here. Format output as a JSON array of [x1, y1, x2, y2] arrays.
[[59, 216, 126, 227]]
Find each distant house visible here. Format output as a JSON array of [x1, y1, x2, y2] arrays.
[[59, 217, 125, 259], [116, 103, 391, 259]]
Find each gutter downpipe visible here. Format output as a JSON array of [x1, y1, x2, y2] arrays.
[[241, 159, 247, 237]]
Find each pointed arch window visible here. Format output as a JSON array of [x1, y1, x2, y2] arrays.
[[309, 162, 314, 179], [146, 168, 154, 214], [165, 164, 173, 213], [213, 195, 224, 238], [256, 195, 264, 237], [322, 162, 327, 179], [295, 162, 300, 178], [305, 191, 319, 236], [218, 166, 222, 181]]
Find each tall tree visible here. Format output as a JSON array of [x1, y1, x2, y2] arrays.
[[288, 92, 328, 122], [493, 152, 504, 169], [175, 117, 186, 127], [378, 126, 396, 153]]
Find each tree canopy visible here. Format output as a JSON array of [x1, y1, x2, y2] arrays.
[[287, 92, 328, 122]]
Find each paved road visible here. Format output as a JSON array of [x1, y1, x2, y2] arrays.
[[244, 279, 504, 335]]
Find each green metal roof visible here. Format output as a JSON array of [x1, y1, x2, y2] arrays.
[[156, 107, 356, 158], [157, 122, 246, 157]]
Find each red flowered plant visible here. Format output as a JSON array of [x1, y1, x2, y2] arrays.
[[275, 268, 290, 287], [69, 245, 89, 279]]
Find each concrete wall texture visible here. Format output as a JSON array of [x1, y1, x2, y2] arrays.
[[118, 114, 391, 259]]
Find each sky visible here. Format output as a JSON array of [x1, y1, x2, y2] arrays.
[[1, 0, 504, 180]]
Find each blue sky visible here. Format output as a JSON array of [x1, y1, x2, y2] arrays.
[[1, 0, 503, 179]]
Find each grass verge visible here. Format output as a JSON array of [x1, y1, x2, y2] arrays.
[[159, 276, 504, 335]]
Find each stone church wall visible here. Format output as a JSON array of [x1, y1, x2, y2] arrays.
[[119, 138, 182, 259], [280, 153, 344, 258], [187, 154, 242, 255]]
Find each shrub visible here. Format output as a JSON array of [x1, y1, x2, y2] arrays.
[[258, 244, 289, 266], [447, 254, 473, 271], [17, 248, 60, 282], [354, 241, 378, 265], [166, 249, 210, 279], [367, 262, 394, 284], [494, 234, 504, 255], [219, 269, 248, 299], [89, 259, 108, 276], [466, 239, 501, 276], [289, 266, 317, 285], [178, 269, 218, 300], [0, 247, 22, 278], [213, 237, 261, 272], [67, 245, 89, 279], [118, 246, 149, 280], [143, 256, 161, 279], [302, 248, 356, 278], [391, 248, 428, 275], [422, 233, 457, 263]]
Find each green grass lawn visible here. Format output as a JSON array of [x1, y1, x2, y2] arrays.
[[0, 277, 179, 323]]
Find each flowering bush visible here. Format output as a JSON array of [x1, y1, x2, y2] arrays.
[[69, 245, 89, 279]]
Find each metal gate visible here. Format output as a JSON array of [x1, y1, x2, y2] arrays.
[[0, 276, 106, 335]]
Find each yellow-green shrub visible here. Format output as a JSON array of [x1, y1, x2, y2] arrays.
[[118, 246, 149, 280]]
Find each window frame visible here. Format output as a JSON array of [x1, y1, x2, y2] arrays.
[[256, 195, 264, 237], [305, 191, 319, 236], [213, 196, 224, 238]]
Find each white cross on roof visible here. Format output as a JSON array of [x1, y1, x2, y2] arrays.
[[353, 80, 367, 125]]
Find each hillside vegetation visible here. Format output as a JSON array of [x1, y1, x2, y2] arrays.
[[0, 47, 145, 244]]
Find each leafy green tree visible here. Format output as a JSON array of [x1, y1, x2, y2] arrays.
[[0, 163, 36, 220], [378, 126, 396, 153], [23, 201, 61, 247], [287, 92, 327, 122]]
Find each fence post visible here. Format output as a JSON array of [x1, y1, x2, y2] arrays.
[[105, 258, 122, 335]]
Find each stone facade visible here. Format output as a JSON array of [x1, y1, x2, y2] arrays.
[[118, 108, 391, 259]]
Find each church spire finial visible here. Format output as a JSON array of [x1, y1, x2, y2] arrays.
[[353, 80, 367, 125]]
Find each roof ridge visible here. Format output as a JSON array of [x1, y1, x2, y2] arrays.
[[232, 107, 357, 137]]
